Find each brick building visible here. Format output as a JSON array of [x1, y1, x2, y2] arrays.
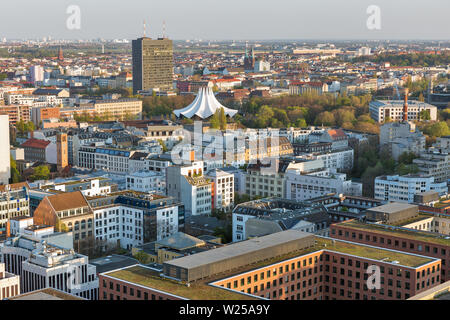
[[330, 220, 450, 282], [99, 230, 441, 300]]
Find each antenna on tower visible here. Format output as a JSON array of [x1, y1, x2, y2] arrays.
[[163, 20, 166, 38], [143, 20, 147, 37]]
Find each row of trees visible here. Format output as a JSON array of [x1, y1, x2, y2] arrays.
[[142, 95, 195, 119], [73, 111, 137, 122], [236, 92, 378, 133], [352, 53, 450, 67]]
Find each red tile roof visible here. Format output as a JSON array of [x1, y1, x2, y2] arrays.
[[21, 138, 51, 149], [327, 129, 347, 140], [0, 182, 30, 192], [47, 191, 90, 212]]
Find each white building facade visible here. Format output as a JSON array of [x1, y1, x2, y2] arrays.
[[374, 174, 448, 203]]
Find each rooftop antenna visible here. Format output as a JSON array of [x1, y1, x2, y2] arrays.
[[143, 20, 147, 37], [163, 20, 166, 38]]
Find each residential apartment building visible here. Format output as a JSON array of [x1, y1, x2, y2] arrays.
[[41, 177, 117, 197], [243, 160, 317, 199], [374, 174, 448, 203], [166, 161, 212, 217], [20, 138, 55, 163], [88, 192, 184, 251], [31, 106, 61, 126], [309, 128, 349, 151], [205, 169, 234, 212], [0, 105, 31, 125], [93, 99, 143, 120], [289, 81, 328, 95], [126, 171, 165, 194], [78, 146, 134, 173], [285, 169, 362, 202], [413, 152, 450, 183], [298, 148, 354, 173], [433, 136, 450, 153], [0, 183, 30, 234], [380, 122, 426, 161]]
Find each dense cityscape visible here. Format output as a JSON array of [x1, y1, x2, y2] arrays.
[[0, 6, 450, 307]]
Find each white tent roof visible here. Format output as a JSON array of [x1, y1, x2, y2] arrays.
[[173, 87, 238, 119]]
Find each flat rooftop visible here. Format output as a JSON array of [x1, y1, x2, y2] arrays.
[[103, 236, 437, 300], [165, 230, 313, 270], [9, 288, 84, 300], [90, 254, 139, 274], [337, 220, 450, 246], [368, 202, 417, 214], [389, 213, 434, 227], [316, 237, 434, 268], [104, 265, 258, 300]]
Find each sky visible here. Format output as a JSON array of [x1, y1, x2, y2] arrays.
[[1, 0, 449, 40]]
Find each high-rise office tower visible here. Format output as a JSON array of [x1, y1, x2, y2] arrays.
[[132, 37, 174, 94]]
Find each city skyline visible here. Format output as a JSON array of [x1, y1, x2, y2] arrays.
[[0, 0, 449, 41]]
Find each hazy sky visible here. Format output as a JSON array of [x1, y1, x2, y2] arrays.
[[1, 0, 449, 40]]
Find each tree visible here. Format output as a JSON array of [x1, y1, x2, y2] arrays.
[[219, 107, 227, 130], [314, 111, 335, 126], [255, 105, 274, 128], [210, 110, 220, 129], [234, 193, 251, 205], [294, 118, 307, 128], [398, 152, 417, 165], [423, 122, 450, 137], [158, 139, 168, 152], [16, 120, 26, 135], [10, 156, 21, 183], [213, 224, 233, 244], [134, 251, 150, 264], [333, 109, 355, 127], [418, 93, 425, 102], [30, 165, 50, 181], [419, 109, 431, 121], [25, 121, 35, 132]]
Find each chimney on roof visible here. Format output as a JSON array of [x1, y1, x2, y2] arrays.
[[403, 88, 409, 122]]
